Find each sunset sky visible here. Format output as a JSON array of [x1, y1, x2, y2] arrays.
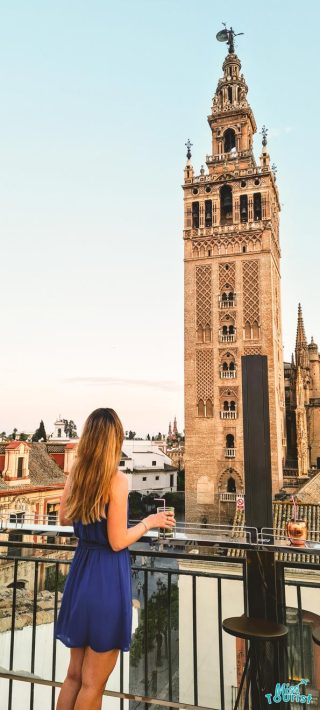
[[0, 0, 319, 436]]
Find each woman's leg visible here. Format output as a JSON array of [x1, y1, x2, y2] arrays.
[[56, 647, 85, 710], [74, 646, 120, 710]]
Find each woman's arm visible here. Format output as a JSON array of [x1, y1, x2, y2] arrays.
[[58, 473, 73, 525], [107, 471, 174, 551]]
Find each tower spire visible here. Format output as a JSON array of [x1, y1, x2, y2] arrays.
[[295, 303, 309, 368]]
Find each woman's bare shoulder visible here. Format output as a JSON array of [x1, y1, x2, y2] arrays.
[[109, 470, 128, 498]]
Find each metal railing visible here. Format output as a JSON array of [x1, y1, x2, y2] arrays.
[[1, 522, 320, 709]]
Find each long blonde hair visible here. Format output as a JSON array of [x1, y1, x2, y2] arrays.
[[66, 408, 124, 524]]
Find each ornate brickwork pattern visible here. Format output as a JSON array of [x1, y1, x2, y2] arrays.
[[219, 387, 239, 398], [244, 346, 262, 355], [192, 235, 262, 258], [219, 310, 236, 323], [196, 266, 212, 329], [242, 261, 260, 325], [196, 349, 214, 401], [273, 264, 280, 333], [219, 262, 235, 291]]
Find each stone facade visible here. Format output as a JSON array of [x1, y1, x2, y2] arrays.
[[183, 49, 285, 523], [0, 442, 66, 528], [285, 304, 320, 474]]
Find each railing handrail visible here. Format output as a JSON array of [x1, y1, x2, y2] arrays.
[[0, 668, 209, 710], [2, 519, 320, 554]]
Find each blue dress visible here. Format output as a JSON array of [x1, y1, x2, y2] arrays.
[[55, 504, 132, 652]]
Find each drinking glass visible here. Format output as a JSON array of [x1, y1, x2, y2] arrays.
[[157, 506, 175, 538]]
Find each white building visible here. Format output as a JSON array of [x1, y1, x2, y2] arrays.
[[120, 441, 178, 493]]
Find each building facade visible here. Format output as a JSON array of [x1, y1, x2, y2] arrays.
[[120, 441, 178, 493], [285, 304, 320, 475], [184, 46, 285, 522]]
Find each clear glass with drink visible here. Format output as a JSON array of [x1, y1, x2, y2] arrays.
[[157, 506, 175, 538]]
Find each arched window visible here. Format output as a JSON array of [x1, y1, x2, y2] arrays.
[[198, 400, 205, 417], [222, 325, 228, 335], [253, 193, 262, 220], [205, 325, 211, 342], [229, 361, 235, 371], [230, 400, 236, 411], [197, 325, 204, 342], [222, 292, 228, 303], [220, 184, 233, 224], [227, 476, 236, 493], [244, 321, 251, 339], [222, 361, 229, 371], [192, 201, 200, 228], [223, 400, 229, 411], [224, 129, 236, 153], [253, 321, 259, 339], [205, 200, 212, 227], [226, 434, 235, 448], [240, 195, 248, 222], [227, 87, 233, 104], [229, 324, 235, 335], [206, 399, 213, 417]]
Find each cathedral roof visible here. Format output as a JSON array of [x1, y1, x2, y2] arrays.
[[294, 471, 320, 505]]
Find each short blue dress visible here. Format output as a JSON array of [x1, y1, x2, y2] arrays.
[[55, 503, 132, 652]]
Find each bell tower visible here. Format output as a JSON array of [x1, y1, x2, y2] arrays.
[[183, 30, 285, 523]]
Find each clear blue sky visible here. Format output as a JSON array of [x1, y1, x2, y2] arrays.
[[0, 0, 319, 436]]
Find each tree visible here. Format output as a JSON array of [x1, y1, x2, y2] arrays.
[[32, 420, 47, 442], [146, 434, 150, 441], [8, 428, 18, 441], [155, 432, 162, 441], [63, 420, 78, 439], [130, 580, 179, 667], [19, 433, 28, 442], [128, 430, 136, 440]]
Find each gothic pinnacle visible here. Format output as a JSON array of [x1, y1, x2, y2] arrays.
[[295, 303, 309, 368]]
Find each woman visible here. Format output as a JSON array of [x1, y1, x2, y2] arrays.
[[56, 407, 175, 710]]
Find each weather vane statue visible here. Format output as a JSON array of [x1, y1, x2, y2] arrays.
[[260, 125, 268, 147], [216, 23, 244, 54], [185, 139, 193, 160]]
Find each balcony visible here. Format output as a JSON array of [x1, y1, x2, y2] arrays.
[[219, 492, 239, 502], [219, 295, 236, 309], [1, 518, 320, 710], [220, 410, 237, 419], [220, 333, 236, 343], [225, 447, 236, 458], [220, 369, 236, 379], [206, 149, 254, 163]]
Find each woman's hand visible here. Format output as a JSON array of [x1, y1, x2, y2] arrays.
[[144, 510, 176, 531]]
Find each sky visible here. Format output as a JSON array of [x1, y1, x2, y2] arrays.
[[0, 0, 319, 437]]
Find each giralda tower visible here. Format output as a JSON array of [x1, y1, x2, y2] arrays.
[[183, 30, 285, 522]]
